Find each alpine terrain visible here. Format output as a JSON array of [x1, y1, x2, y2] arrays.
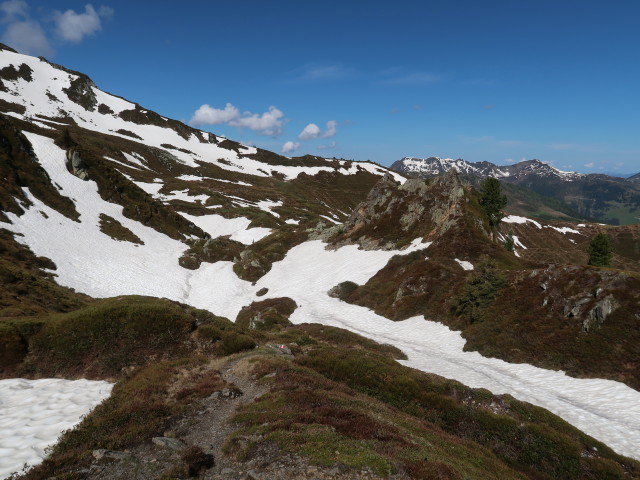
[[1, 44, 640, 480], [391, 156, 640, 225]]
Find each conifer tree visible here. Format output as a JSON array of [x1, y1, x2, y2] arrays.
[[588, 232, 613, 267], [480, 177, 507, 228]]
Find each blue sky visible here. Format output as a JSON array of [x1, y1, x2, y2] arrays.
[[1, 1, 639, 175]]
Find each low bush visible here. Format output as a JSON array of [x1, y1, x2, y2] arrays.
[[28, 296, 194, 377]]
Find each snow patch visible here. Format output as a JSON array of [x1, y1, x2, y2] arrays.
[[502, 215, 543, 229], [546, 226, 581, 234], [0, 378, 112, 479], [178, 212, 271, 245], [455, 259, 474, 270]]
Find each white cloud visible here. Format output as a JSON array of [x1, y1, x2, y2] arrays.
[[1, 20, 52, 55], [0, 2, 112, 55], [282, 141, 299, 154], [0, 0, 52, 55], [53, 4, 110, 43], [190, 103, 285, 136], [298, 123, 320, 140], [0, 0, 28, 21], [229, 106, 284, 136], [322, 120, 337, 138], [190, 103, 240, 125], [584, 162, 595, 169], [298, 120, 337, 140]]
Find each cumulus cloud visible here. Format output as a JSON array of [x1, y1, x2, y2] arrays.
[[53, 4, 112, 43], [282, 141, 299, 154], [0, 0, 28, 21], [298, 120, 337, 140], [230, 106, 284, 136], [1, 19, 52, 55], [0, 0, 52, 55], [584, 162, 595, 169], [0, 2, 113, 55], [323, 120, 337, 138], [298, 123, 320, 140], [190, 103, 240, 125], [190, 103, 285, 136]]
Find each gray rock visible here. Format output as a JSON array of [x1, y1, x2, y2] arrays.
[[269, 343, 293, 356], [92, 449, 130, 461], [151, 436, 186, 450], [583, 295, 617, 332], [214, 387, 244, 399], [565, 297, 591, 317]]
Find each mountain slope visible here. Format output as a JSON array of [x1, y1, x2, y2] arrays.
[[2, 45, 640, 478], [392, 156, 640, 225]]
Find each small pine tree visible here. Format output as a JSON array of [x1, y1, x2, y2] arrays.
[[479, 177, 507, 228], [452, 260, 507, 323], [588, 233, 613, 267]]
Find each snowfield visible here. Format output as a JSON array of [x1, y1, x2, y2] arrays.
[[3, 137, 640, 471], [0, 379, 112, 479], [0, 48, 404, 183]]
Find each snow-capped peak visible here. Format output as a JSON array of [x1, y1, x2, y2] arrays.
[[391, 156, 584, 182]]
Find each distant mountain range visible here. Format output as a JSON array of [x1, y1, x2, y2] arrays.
[[391, 157, 640, 225]]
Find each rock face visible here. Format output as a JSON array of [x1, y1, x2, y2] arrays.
[[63, 75, 98, 111], [583, 295, 618, 332], [335, 169, 468, 249], [535, 265, 623, 332]]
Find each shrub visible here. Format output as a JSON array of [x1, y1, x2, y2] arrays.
[[503, 233, 515, 252], [28, 297, 193, 376], [181, 445, 214, 476], [452, 260, 507, 323]]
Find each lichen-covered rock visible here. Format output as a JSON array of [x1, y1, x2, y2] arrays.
[[583, 295, 618, 332], [334, 169, 468, 249]]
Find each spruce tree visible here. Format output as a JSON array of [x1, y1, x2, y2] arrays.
[[479, 177, 507, 228], [588, 233, 613, 267]]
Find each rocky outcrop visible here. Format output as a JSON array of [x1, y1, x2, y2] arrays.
[[535, 265, 623, 332], [334, 169, 468, 249], [582, 295, 617, 332], [63, 75, 98, 111], [235, 297, 297, 331]]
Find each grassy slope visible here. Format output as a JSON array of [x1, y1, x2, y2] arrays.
[[8, 311, 639, 480]]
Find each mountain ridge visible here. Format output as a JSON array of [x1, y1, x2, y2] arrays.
[[391, 156, 640, 225]]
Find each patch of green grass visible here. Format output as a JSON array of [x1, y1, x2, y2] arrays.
[[26, 296, 194, 377], [295, 344, 635, 479]]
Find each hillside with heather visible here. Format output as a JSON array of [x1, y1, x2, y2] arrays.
[[1, 45, 640, 480]]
